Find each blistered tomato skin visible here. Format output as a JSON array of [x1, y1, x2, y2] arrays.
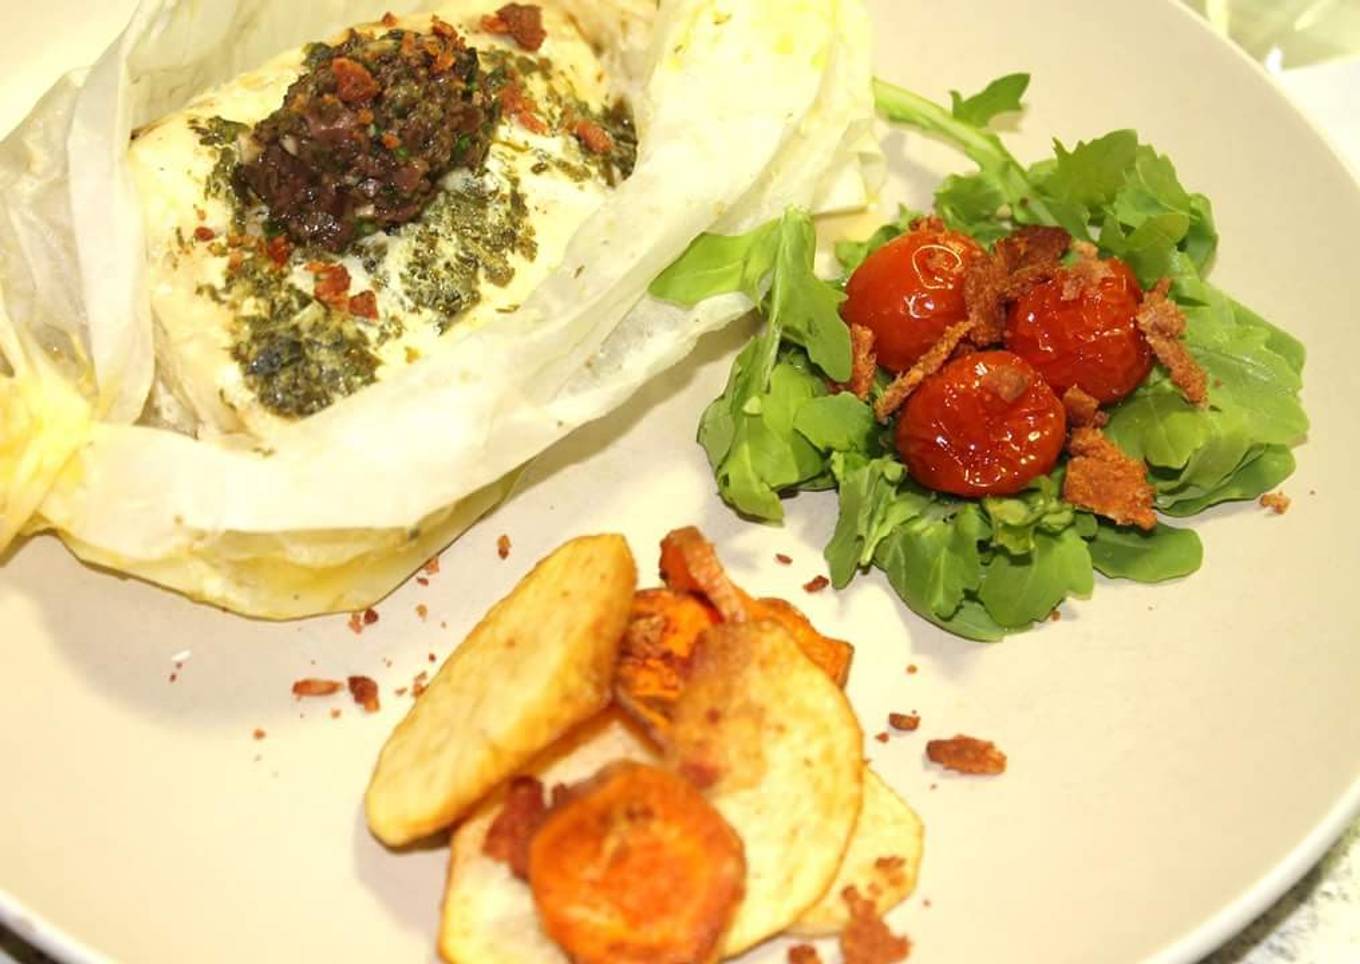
[[1004, 258, 1153, 404], [896, 351, 1067, 498], [841, 226, 985, 372]]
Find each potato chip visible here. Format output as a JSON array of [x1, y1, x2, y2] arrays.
[[438, 710, 657, 964], [528, 761, 745, 964], [665, 621, 864, 956], [789, 768, 924, 936], [365, 534, 636, 846], [746, 596, 854, 687]]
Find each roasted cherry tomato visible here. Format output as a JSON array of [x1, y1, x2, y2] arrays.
[[896, 351, 1066, 497], [841, 225, 985, 372], [1004, 258, 1153, 404]]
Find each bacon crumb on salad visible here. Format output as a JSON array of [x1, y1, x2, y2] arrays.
[[788, 945, 824, 964], [888, 712, 920, 732], [1063, 428, 1157, 530]]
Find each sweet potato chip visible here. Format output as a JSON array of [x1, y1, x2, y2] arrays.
[[614, 587, 854, 742], [613, 588, 720, 741], [666, 621, 864, 955], [790, 769, 924, 936], [529, 761, 746, 964], [438, 710, 658, 964], [365, 534, 637, 846], [658, 526, 749, 622]]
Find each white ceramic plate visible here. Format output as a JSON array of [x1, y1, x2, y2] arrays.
[[3, 1, 1359, 962]]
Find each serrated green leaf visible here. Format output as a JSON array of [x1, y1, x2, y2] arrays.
[[874, 503, 991, 621], [981, 471, 1075, 555], [1046, 130, 1139, 210], [934, 174, 1010, 244], [977, 527, 1094, 628], [1088, 522, 1203, 582], [949, 72, 1030, 126], [824, 456, 930, 587]]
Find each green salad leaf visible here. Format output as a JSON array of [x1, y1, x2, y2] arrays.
[[1087, 522, 1203, 582], [949, 73, 1030, 126], [652, 73, 1306, 641]]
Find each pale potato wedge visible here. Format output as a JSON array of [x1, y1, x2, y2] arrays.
[[365, 534, 637, 846], [666, 621, 864, 956], [438, 710, 659, 964], [789, 767, 924, 936]]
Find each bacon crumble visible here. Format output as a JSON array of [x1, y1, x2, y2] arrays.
[[347, 675, 381, 713], [888, 712, 920, 732], [789, 945, 825, 964], [843, 324, 878, 401], [874, 320, 973, 421], [292, 678, 343, 698], [1061, 385, 1107, 429], [840, 885, 912, 963], [803, 575, 831, 594], [926, 735, 1007, 775], [482, 775, 548, 879], [481, 3, 547, 52], [497, 534, 512, 559], [1062, 427, 1157, 530], [309, 262, 353, 311], [1137, 279, 1208, 405], [1260, 491, 1291, 515]]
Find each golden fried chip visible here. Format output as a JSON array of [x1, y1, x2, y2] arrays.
[[528, 761, 746, 964], [790, 768, 924, 936], [747, 596, 854, 687], [665, 621, 864, 955], [438, 711, 658, 964], [365, 534, 637, 846]]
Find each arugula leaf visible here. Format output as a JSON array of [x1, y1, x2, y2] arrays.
[[1046, 131, 1139, 211], [650, 211, 850, 380], [949, 73, 1030, 126], [649, 220, 779, 306], [834, 205, 919, 275], [981, 471, 1074, 555], [1158, 444, 1295, 516], [874, 503, 997, 636], [794, 392, 878, 455], [824, 455, 930, 588], [699, 343, 827, 521], [769, 211, 851, 380], [873, 78, 1060, 227], [934, 174, 1010, 245], [977, 527, 1094, 628], [1087, 522, 1203, 582]]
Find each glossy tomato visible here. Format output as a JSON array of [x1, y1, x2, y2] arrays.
[[896, 351, 1066, 498], [841, 225, 984, 372], [1004, 258, 1152, 404]]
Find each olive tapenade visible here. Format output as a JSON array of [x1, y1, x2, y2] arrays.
[[237, 21, 496, 252]]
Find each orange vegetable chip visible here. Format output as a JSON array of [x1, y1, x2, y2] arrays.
[[528, 761, 745, 964]]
